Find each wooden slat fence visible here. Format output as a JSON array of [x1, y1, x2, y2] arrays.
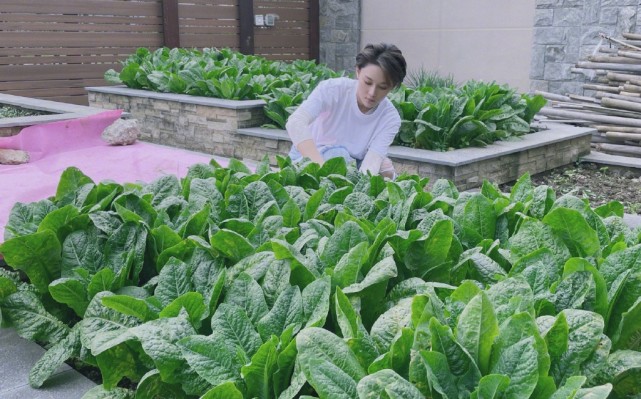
[[0, 0, 164, 104], [0, 0, 318, 105], [254, 0, 313, 60], [178, 0, 240, 49]]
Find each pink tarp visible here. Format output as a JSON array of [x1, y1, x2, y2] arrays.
[[0, 110, 226, 243]]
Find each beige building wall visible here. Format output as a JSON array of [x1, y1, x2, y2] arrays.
[[361, 0, 536, 92]]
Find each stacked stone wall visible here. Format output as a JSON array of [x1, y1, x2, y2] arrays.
[[88, 91, 268, 158], [531, 0, 641, 96], [392, 136, 591, 190], [319, 0, 360, 73]]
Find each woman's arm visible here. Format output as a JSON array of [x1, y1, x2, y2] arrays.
[[360, 106, 401, 175], [295, 139, 324, 165], [285, 107, 324, 164], [359, 150, 383, 175]]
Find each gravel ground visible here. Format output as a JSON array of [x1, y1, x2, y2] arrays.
[[500, 162, 641, 214]]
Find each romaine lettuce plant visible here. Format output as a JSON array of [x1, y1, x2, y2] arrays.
[[105, 47, 342, 129], [390, 81, 547, 151], [2, 159, 641, 398]]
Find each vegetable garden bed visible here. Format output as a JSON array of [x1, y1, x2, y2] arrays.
[[239, 123, 594, 190], [0, 93, 106, 137], [1, 158, 641, 398], [88, 87, 594, 190]]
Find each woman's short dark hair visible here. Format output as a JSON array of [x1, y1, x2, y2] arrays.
[[355, 43, 407, 88]]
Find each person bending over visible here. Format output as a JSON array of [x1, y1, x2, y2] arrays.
[[285, 43, 407, 179]]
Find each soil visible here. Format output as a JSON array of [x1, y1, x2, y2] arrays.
[[499, 162, 641, 214]]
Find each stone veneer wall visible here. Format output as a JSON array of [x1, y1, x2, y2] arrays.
[[239, 125, 593, 191], [87, 88, 268, 159], [87, 87, 593, 191], [391, 136, 591, 190], [319, 0, 360, 73], [531, 0, 641, 96]]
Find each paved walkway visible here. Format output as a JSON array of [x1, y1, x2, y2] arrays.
[[1, 150, 641, 398], [0, 328, 96, 398], [582, 150, 641, 172]]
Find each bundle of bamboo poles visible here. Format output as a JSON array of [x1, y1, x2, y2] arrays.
[[537, 32, 641, 158]]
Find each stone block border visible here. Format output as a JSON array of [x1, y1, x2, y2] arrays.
[[87, 86, 268, 158], [86, 86, 595, 190], [238, 123, 594, 190], [0, 93, 106, 137]]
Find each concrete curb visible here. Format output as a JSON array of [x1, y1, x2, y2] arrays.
[[0, 328, 96, 398]]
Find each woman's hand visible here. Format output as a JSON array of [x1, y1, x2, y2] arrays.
[[296, 139, 325, 165]]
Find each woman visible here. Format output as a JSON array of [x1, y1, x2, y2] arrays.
[[285, 43, 407, 179]]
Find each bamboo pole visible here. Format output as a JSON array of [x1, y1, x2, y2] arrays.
[[539, 107, 641, 127], [583, 84, 621, 93], [588, 55, 641, 64], [601, 97, 641, 113], [593, 125, 641, 133], [600, 33, 641, 51], [605, 132, 641, 141], [534, 90, 571, 102], [541, 119, 592, 124], [623, 40, 641, 47], [605, 72, 641, 84], [623, 83, 641, 93], [597, 92, 641, 102], [570, 68, 606, 77], [591, 135, 609, 143], [577, 61, 641, 73], [595, 142, 641, 157], [599, 47, 619, 53], [568, 94, 600, 104], [581, 104, 641, 119], [618, 50, 641, 60], [623, 32, 641, 41]]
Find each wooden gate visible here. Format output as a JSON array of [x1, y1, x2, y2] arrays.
[[0, 0, 319, 105]]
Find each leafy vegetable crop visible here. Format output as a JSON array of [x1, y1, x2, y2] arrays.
[[106, 48, 545, 147], [389, 81, 547, 151], [4, 157, 641, 399], [105, 47, 341, 129]]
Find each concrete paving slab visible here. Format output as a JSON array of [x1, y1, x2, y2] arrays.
[[0, 328, 96, 398], [0, 93, 107, 130], [86, 85, 266, 109], [1, 370, 97, 399], [581, 151, 641, 171], [0, 328, 69, 392]]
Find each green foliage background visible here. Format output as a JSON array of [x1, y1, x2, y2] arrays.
[[106, 48, 546, 151]]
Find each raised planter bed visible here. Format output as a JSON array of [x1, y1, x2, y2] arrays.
[[86, 86, 594, 189], [0, 93, 106, 137], [388, 122, 594, 189], [238, 123, 594, 190], [86, 86, 268, 158]]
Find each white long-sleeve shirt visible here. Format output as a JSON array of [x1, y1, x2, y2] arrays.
[[286, 77, 400, 171]]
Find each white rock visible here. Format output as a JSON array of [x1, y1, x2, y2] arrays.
[[101, 118, 139, 146], [0, 148, 29, 165]]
